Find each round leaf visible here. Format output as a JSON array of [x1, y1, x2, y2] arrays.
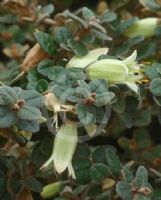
[[90, 163, 109, 183], [0, 106, 17, 128], [17, 106, 41, 120], [150, 78, 161, 96]]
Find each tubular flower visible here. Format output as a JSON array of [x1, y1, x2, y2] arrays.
[[41, 122, 78, 179], [86, 50, 144, 93], [124, 18, 159, 38]]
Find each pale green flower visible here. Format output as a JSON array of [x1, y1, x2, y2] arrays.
[[86, 59, 128, 82], [67, 49, 144, 93], [86, 50, 144, 93], [41, 122, 78, 179], [67, 48, 144, 93]]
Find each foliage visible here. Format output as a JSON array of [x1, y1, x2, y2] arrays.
[[0, 0, 161, 199]]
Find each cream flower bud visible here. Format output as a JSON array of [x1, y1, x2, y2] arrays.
[[124, 17, 159, 38], [41, 182, 62, 199]]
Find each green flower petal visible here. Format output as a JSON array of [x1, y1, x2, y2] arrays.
[[66, 48, 109, 68]]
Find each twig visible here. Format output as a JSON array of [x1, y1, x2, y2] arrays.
[[113, 0, 131, 11], [0, 81, 5, 86], [124, 160, 135, 168], [7, 71, 25, 86], [150, 168, 161, 177]]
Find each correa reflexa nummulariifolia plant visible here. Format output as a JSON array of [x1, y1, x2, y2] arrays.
[[1, 0, 161, 199]]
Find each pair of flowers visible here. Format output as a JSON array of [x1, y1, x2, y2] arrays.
[[41, 47, 144, 178], [67, 47, 144, 93]]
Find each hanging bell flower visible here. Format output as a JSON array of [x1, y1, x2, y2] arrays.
[[124, 17, 159, 38], [41, 122, 78, 179]]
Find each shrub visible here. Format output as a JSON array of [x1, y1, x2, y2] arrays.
[[0, 0, 161, 199]]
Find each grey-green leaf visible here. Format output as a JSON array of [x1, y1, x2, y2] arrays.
[[112, 96, 126, 113], [134, 166, 148, 188], [17, 106, 41, 120], [25, 176, 42, 193], [90, 163, 109, 183], [82, 7, 95, 20], [68, 39, 88, 56], [134, 194, 151, 200], [150, 78, 161, 96], [42, 4, 54, 15], [17, 119, 39, 133], [101, 10, 117, 23], [144, 63, 161, 80], [36, 79, 48, 93], [122, 167, 134, 183], [106, 149, 121, 176], [73, 158, 92, 184], [88, 79, 109, 93], [37, 59, 55, 77], [55, 27, 72, 44], [91, 29, 112, 41], [0, 106, 17, 128], [139, 0, 160, 11], [34, 31, 58, 56], [76, 104, 96, 125], [0, 86, 18, 105], [117, 17, 139, 33], [20, 90, 43, 108], [116, 181, 133, 200], [95, 92, 115, 106]]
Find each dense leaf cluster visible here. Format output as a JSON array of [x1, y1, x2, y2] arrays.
[[1, 0, 161, 200]]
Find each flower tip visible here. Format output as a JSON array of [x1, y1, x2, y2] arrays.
[[132, 50, 137, 58], [123, 50, 137, 68], [53, 159, 67, 174], [68, 163, 76, 179]]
